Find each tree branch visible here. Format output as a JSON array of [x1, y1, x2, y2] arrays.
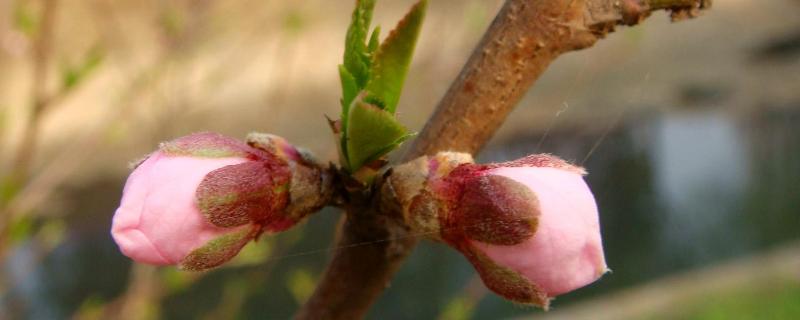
[[294, 190, 414, 319], [296, 1, 709, 318]]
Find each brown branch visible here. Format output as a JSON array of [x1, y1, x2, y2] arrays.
[[294, 191, 414, 320], [296, 0, 709, 319]]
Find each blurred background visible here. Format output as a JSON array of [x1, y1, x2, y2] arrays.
[[1, 0, 799, 319]]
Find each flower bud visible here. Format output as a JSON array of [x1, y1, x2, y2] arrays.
[[111, 132, 328, 270], [389, 153, 607, 307]]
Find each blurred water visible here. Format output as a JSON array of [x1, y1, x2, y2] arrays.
[[650, 111, 749, 263], [2, 106, 799, 319], [469, 105, 799, 319]]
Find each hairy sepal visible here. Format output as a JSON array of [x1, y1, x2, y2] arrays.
[[160, 132, 254, 158], [486, 154, 586, 175], [457, 174, 538, 246], [196, 161, 290, 228], [245, 132, 302, 163], [459, 242, 550, 308], [180, 227, 256, 271]]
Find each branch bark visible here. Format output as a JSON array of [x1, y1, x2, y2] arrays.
[[296, 0, 709, 319]]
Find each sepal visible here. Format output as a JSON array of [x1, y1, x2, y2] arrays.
[[160, 132, 253, 158], [246, 132, 303, 163], [454, 174, 538, 246], [196, 161, 290, 228], [486, 154, 586, 175], [458, 243, 550, 308], [387, 152, 473, 239], [180, 227, 256, 271]]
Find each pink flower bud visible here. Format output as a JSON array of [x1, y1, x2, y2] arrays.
[[389, 153, 607, 307], [111, 132, 328, 270]]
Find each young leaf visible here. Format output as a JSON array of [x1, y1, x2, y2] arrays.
[[339, 65, 358, 111], [365, 0, 427, 113], [338, 65, 357, 166], [335, 0, 427, 176], [342, 0, 376, 89], [345, 97, 410, 171], [367, 26, 381, 54], [358, 132, 415, 166], [339, 0, 377, 168]]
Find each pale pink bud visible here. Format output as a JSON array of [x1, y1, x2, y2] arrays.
[[469, 164, 606, 306], [111, 132, 327, 270], [389, 153, 607, 307]]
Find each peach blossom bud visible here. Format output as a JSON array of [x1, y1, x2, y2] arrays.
[[389, 153, 607, 307], [111, 132, 327, 270]]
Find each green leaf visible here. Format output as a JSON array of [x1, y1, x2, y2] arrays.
[[345, 98, 410, 171], [338, 66, 357, 166], [339, 0, 376, 172], [339, 65, 358, 112], [367, 26, 381, 54], [365, 0, 427, 113], [359, 132, 414, 166], [342, 0, 375, 88], [336, 0, 426, 177]]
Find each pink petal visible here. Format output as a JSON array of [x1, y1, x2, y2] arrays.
[[111, 151, 249, 265], [471, 167, 607, 297]]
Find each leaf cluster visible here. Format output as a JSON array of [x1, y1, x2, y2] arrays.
[[335, 0, 427, 178]]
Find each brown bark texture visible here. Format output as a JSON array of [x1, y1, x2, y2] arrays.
[[296, 0, 710, 319]]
